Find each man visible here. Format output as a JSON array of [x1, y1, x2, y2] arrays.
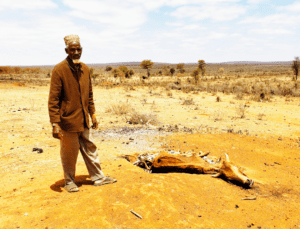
[[48, 34, 116, 192]]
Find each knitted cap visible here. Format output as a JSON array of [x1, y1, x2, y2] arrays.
[[64, 34, 80, 46]]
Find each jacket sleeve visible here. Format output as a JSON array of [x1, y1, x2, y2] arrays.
[[48, 68, 62, 123], [88, 75, 96, 116]]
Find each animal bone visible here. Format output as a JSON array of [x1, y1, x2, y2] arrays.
[[123, 151, 254, 187]]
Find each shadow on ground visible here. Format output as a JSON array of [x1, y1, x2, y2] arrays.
[[50, 175, 93, 192]]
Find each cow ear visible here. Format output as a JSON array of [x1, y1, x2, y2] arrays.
[[225, 153, 230, 163], [211, 172, 222, 178]]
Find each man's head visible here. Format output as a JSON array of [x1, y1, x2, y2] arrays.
[[64, 34, 82, 64]]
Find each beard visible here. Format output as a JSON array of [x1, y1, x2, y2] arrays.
[[72, 59, 81, 64]]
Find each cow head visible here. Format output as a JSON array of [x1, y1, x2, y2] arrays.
[[212, 153, 254, 187]]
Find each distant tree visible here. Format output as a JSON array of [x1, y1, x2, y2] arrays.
[[13, 67, 21, 74], [177, 63, 186, 73], [118, 65, 128, 74], [105, 66, 112, 72], [140, 60, 154, 78], [89, 67, 99, 82], [191, 69, 200, 84], [158, 70, 162, 76], [218, 67, 224, 75], [127, 69, 135, 78], [170, 68, 175, 76], [291, 57, 300, 80], [112, 68, 123, 78], [198, 60, 206, 76]]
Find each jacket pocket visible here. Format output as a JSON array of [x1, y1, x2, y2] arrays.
[[61, 101, 70, 117]]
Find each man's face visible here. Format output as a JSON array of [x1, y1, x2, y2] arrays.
[[65, 42, 82, 62]]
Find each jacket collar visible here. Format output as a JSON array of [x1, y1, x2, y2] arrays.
[[66, 56, 82, 73]]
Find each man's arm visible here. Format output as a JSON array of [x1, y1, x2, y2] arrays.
[[48, 68, 62, 123], [48, 68, 64, 138], [88, 75, 98, 129], [88, 74, 96, 116]]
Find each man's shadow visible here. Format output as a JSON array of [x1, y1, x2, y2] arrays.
[[50, 175, 93, 192]]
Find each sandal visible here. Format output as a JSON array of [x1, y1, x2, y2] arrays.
[[94, 177, 117, 186], [64, 182, 79, 192]]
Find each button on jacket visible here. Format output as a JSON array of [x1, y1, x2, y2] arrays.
[[48, 57, 95, 132]]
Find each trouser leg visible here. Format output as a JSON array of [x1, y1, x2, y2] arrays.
[[60, 129, 80, 185], [79, 128, 105, 182]]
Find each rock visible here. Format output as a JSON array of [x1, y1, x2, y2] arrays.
[[32, 147, 43, 153]]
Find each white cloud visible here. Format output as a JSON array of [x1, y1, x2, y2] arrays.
[[170, 4, 246, 21], [0, 0, 57, 10], [165, 22, 184, 26], [129, 0, 241, 9], [247, 0, 268, 4], [278, 1, 300, 12], [250, 28, 293, 34], [63, 0, 147, 29], [239, 14, 300, 26]]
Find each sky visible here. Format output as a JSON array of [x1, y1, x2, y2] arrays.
[[1, 0, 300, 66]]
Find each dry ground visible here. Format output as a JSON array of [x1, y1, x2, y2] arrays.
[[0, 82, 300, 229]]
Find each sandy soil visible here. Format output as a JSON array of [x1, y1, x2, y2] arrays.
[[0, 82, 300, 229]]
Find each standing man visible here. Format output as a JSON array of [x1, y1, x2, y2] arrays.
[[48, 34, 116, 192]]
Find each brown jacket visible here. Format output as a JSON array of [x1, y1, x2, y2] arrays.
[[48, 57, 95, 132]]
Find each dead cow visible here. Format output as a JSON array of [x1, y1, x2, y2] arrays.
[[122, 151, 253, 187]]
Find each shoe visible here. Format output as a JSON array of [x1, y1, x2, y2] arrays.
[[94, 177, 117, 186], [64, 182, 79, 192]]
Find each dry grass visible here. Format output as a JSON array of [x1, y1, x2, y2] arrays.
[[257, 113, 266, 120], [181, 98, 194, 105], [236, 103, 247, 119], [125, 111, 159, 125], [105, 102, 134, 115]]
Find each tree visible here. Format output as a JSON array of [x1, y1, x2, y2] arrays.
[[191, 69, 200, 84], [105, 66, 112, 72], [198, 60, 206, 76], [127, 69, 135, 78], [177, 63, 186, 73], [13, 67, 21, 74], [89, 67, 99, 82], [140, 60, 154, 78], [218, 67, 224, 75], [118, 65, 129, 78], [291, 57, 300, 80], [170, 68, 175, 76], [111, 68, 123, 78]]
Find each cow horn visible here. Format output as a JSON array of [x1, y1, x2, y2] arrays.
[[225, 153, 230, 162], [211, 172, 222, 178]]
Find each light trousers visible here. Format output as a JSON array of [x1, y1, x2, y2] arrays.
[[60, 128, 105, 184]]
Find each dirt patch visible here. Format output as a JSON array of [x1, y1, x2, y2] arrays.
[[1, 83, 300, 228]]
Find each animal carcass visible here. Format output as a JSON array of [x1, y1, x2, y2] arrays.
[[122, 151, 253, 187]]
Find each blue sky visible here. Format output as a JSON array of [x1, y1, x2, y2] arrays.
[[1, 0, 299, 65]]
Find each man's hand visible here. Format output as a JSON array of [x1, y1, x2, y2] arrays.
[[91, 114, 98, 129], [52, 123, 63, 140]]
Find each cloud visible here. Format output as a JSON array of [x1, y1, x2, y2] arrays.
[[239, 14, 300, 26], [250, 28, 293, 34], [247, 0, 268, 4], [0, 0, 57, 10], [165, 22, 184, 26], [170, 4, 246, 21], [278, 1, 300, 12], [63, 0, 147, 30]]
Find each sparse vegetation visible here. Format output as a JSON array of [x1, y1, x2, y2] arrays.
[[291, 57, 299, 80], [140, 60, 154, 78], [182, 97, 194, 105], [198, 60, 206, 76], [236, 103, 247, 119], [125, 111, 158, 125], [105, 102, 134, 115]]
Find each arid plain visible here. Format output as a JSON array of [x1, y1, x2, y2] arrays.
[[1, 68, 300, 228]]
